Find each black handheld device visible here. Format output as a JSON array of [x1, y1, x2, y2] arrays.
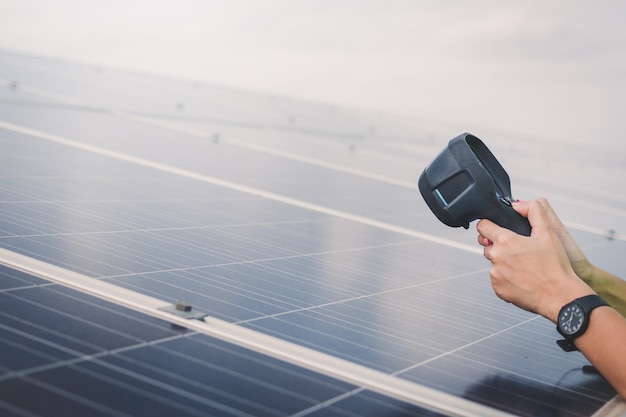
[[418, 133, 531, 236]]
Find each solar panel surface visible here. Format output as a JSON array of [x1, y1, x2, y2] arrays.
[[1, 50, 625, 416]]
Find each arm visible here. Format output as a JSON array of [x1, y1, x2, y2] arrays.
[[476, 199, 626, 398], [574, 305, 626, 399]]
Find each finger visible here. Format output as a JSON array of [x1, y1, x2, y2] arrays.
[[511, 199, 529, 217], [483, 245, 492, 262], [538, 198, 567, 231], [477, 233, 492, 246], [515, 198, 562, 238], [525, 199, 552, 234], [476, 219, 494, 241], [476, 218, 513, 243]]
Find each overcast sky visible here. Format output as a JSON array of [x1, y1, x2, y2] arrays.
[[2, 0, 626, 151]]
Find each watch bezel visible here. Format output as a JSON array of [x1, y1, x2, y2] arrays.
[[557, 303, 586, 337]]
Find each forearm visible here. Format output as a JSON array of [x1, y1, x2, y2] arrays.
[[575, 306, 626, 398], [584, 265, 626, 318]]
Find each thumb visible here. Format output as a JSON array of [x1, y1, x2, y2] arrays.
[[539, 199, 568, 231], [525, 199, 551, 234], [511, 199, 529, 218]]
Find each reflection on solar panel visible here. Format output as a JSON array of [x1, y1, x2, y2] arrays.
[[1, 49, 625, 417]]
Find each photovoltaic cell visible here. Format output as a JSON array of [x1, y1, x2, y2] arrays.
[[0, 50, 624, 416]]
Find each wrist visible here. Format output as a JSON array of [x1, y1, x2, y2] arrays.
[[555, 294, 610, 352], [544, 274, 596, 324]]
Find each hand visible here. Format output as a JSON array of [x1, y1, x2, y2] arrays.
[[514, 199, 594, 282], [478, 198, 593, 282], [476, 199, 594, 322]]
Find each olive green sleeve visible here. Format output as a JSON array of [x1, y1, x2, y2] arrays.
[[585, 265, 626, 318]]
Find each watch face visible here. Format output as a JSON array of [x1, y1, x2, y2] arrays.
[[559, 304, 585, 335]]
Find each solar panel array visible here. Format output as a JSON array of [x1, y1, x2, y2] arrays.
[[1, 50, 625, 417]]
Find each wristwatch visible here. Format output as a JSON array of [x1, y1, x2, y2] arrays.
[[556, 294, 609, 352]]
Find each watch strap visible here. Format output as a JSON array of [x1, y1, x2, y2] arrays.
[[556, 294, 609, 352], [556, 338, 579, 352]]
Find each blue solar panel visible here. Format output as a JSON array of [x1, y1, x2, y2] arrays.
[[0, 49, 624, 416]]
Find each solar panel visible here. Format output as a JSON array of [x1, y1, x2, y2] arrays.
[[1, 49, 625, 417]]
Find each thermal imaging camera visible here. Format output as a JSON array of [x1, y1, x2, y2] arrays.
[[418, 133, 531, 236]]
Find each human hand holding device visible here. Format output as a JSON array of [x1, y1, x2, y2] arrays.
[[477, 198, 626, 397], [483, 199, 626, 318], [477, 200, 593, 322]]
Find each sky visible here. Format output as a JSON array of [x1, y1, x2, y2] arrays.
[[1, 0, 626, 151]]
